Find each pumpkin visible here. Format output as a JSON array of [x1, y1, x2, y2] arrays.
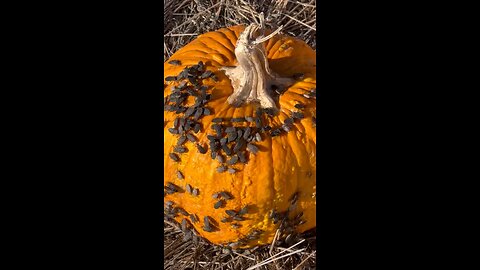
[[163, 24, 316, 249]]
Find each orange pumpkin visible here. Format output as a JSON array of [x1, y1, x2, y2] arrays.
[[164, 24, 316, 249]]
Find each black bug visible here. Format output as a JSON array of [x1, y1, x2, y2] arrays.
[[246, 143, 259, 154], [168, 60, 181, 66], [195, 143, 207, 154], [292, 112, 304, 120], [214, 200, 224, 209], [238, 206, 248, 215], [169, 153, 180, 162], [186, 133, 197, 142], [185, 184, 192, 194], [237, 152, 247, 163], [176, 135, 187, 146], [193, 123, 201, 133], [227, 156, 238, 165], [225, 210, 237, 217], [173, 146, 188, 153], [220, 192, 232, 200], [168, 128, 179, 134]]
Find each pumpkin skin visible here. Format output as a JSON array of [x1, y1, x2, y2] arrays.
[[164, 25, 316, 248]]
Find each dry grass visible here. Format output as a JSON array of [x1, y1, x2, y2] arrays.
[[164, 218, 317, 270], [164, 0, 316, 269], [164, 0, 316, 60]]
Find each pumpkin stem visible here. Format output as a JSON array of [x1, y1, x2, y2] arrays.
[[221, 24, 294, 111]]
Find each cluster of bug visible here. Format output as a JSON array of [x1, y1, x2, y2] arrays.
[[164, 182, 182, 195], [211, 191, 233, 209], [220, 204, 249, 223], [207, 115, 261, 173], [165, 60, 218, 165], [164, 200, 189, 219], [267, 191, 307, 246]]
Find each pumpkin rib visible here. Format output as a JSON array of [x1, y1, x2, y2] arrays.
[[218, 27, 242, 49], [267, 38, 287, 59], [195, 39, 233, 64], [202, 32, 236, 52]]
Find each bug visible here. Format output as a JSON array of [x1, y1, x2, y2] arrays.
[[176, 207, 189, 216], [227, 132, 237, 143], [184, 106, 196, 118], [233, 138, 246, 153], [220, 192, 232, 200], [168, 60, 181, 66], [237, 152, 247, 163], [195, 143, 207, 154], [168, 128, 179, 134], [173, 146, 188, 153], [186, 133, 197, 142], [284, 118, 294, 125], [212, 118, 223, 123], [192, 188, 199, 196], [185, 184, 192, 194], [233, 216, 244, 221], [193, 108, 203, 120], [176, 135, 187, 146], [210, 151, 217, 160], [238, 206, 248, 215], [227, 156, 238, 165], [231, 117, 245, 122], [213, 124, 223, 136], [176, 171, 184, 180], [292, 112, 304, 120], [216, 155, 225, 163], [228, 168, 236, 174], [222, 144, 232, 156], [225, 210, 237, 217], [212, 192, 220, 199], [294, 103, 305, 109], [255, 133, 262, 142], [217, 166, 227, 173], [189, 213, 198, 223], [231, 223, 241, 229], [165, 76, 177, 81], [193, 123, 201, 133], [181, 218, 187, 231], [169, 153, 180, 162], [270, 128, 283, 137], [214, 200, 224, 209], [246, 143, 259, 154], [221, 217, 231, 223], [243, 127, 251, 140]]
